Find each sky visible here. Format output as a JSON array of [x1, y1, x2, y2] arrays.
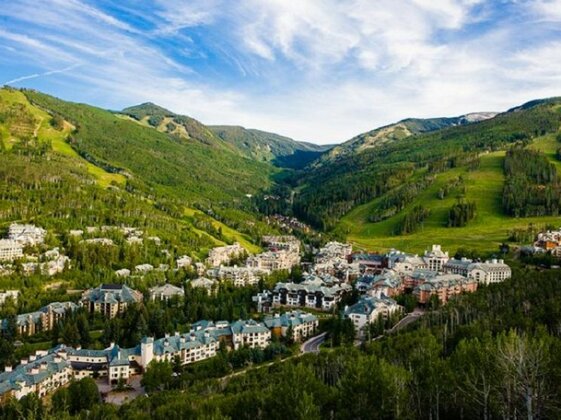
[[1, 1, 561, 144]]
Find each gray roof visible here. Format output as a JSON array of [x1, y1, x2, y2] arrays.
[[82, 284, 142, 304], [264, 311, 317, 329]]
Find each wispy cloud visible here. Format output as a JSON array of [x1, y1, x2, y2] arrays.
[[0, 0, 559, 143], [4, 63, 82, 85]]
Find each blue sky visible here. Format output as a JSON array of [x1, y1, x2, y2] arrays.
[[1, 0, 561, 144]]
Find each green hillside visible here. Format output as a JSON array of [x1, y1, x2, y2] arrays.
[[0, 87, 278, 256], [24, 91, 275, 204], [339, 146, 561, 254], [282, 98, 561, 252], [209, 125, 332, 168], [317, 113, 497, 165]]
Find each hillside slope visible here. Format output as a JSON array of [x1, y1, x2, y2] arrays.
[[209, 125, 332, 168], [23, 92, 274, 204], [318, 113, 497, 165], [0, 88, 279, 255], [283, 98, 561, 252]]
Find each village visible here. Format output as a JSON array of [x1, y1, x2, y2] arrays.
[[0, 222, 519, 403]]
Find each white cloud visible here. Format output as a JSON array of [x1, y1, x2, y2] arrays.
[[0, 0, 560, 143]]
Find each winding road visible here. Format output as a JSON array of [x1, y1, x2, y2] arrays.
[[301, 332, 327, 353]]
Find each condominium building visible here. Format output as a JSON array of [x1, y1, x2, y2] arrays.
[[344, 296, 401, 335], [271, 282, 351, 311], [81, 284, 143, 318], [206, 243, 245, 267], [423, 244, 450, 272], [0, 301, 78, 336], [264, 311, 318, 342], [149, 284, 185, 301], [262, 235, 301, 254], [0, 240, 23, 262], [413, 274, 477, 304], [246, 250, 300, 271], [8, 223, 46, 246]]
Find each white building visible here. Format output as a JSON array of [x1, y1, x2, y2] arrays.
[[134, 264, 154, 274], [0, 290, 18, 305], [262, 235, 301, 254], [188, 277, 217, 294], [149, 284, 185, 301], [0, 240, 23, 261], [176, 255, 192, 269], [314, 241, 353, 263], [206, 265, 264, 287], [443, 258, 511, 285], [423, 245, 449, 272], [467, 259, 512, 285], [246, 250, 300, 271], [206, 243, 245, 267], [8, 224, 46, 246], [344, 296, 401, 336]]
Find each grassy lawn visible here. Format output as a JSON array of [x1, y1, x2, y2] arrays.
[[340, 149, 561, 254]]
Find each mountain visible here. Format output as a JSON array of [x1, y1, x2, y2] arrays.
[[318, 113, 497, 165], [121, 103, 332, 169], [209, 125, 332, 168], [0, 87, 279, 254], [281, 98, 561, 252], [121, 102, 229, 148]]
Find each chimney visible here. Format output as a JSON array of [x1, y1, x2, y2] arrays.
[[21, 359, 28, 365], [29, 355, 36, 362], [30, 367, 39, 375], [179, 337, 186, 344], [76, 345, 81, 351], [110, 342, 115, 349], [165, 333, 170, 338], [40, 362, 48, 371], [54, 356, 62, 363], [174, 332, 179, 337], [4, 366, 12, 373]]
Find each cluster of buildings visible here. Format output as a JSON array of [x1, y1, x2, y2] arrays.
[[205, 243, 245, 267], [527, 229, 561, 257], [206, 265, 266, 287], [0, 301, 78, 337], [269, 280, 352, 312], [355, 245, 511, 305], [0, 223, 46, 263], [266, 215, 310, 233], [246, 236, 301, 272], [21, 248, 70, 277], [0, 311, 318, 401], [253, 241, 356, 313]]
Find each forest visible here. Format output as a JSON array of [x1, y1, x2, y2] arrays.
[[502, 148, 561, 217]]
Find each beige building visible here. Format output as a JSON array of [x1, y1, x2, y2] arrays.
[[206, 243, 245, 267], [0, 240, 23, 261], [81, 284, 143, 319]]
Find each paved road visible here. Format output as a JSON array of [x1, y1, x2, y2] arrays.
[[301, 332, 327, 353], [388, 309, 424, 333], [220, 332, 328, 384]]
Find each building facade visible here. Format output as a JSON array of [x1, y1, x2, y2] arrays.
[[81, 284, 143, 319]]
